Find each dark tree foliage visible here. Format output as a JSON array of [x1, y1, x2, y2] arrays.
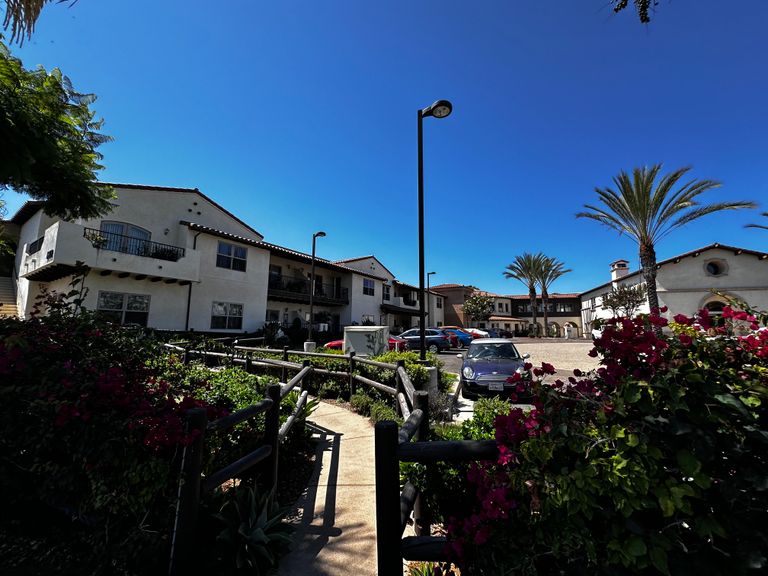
[[612, 0, 659, 23], [0, 40, 113, 220]]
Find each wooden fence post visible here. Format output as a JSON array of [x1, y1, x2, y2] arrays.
[[396, 359, 405, 394], [348, 351, 356, 396], [264, 383, 281, 496], [182, 347, 190, 365], [245, 353, 252, 373], [282, 345, 289, 383], [168, 407, 207, 576], [375, 420, 402, 576], [413, 391, 430, 537], [302, 359, 311, 391]]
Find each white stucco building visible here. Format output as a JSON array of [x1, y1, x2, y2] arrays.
[[580, 243, 768, 331], [4, 183, 443, 336], [11, 184, 270, 332]]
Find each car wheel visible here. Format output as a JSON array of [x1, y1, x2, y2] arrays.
[[461, 387, 478, 400], [428, 344, 439, 354]]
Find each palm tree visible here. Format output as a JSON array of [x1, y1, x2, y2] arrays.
[[746, 212, 768, 231], [3, 0, 59, 43], [577, 165, 755, 332], [503, 253, 546, 337], [536, 256, 571, 337]]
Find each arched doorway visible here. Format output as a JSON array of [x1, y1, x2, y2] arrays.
[[563, 321, 580, 339], [548, 322, 561, 337], [703, 300, 727, 328]]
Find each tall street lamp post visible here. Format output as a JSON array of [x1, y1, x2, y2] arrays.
[[306, 230, 326, 351], [427, 271, 436, 323], [418, 100, 452, 361]]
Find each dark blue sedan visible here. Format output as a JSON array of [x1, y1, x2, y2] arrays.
[[459, 339, 530, 400], [399, 328, 452, 353]]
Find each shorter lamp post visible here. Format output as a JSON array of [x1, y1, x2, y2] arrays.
[[307, 231, 326, 350], [427, 271, 436, 323]]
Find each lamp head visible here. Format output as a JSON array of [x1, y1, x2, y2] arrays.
[[421, 99, 453, 119], [428, 271, 436, 276], [314, 231, 326, 238]]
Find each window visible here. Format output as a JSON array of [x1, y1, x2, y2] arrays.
[[497, 303, 503, 311], [211, 302, 243, 329], [97, 291, 150, 326], [363, 278, 375, 296], [27, 236, 44, 255], [705, 259, 727, 277], [556, 302, 574, 313], [266, 309, 280, 323], [436, 297, 443, 309], [216, 241, 247, 271], [361, 314, 375, 325], [383, 284, 391, 301], [100, 221, 151, 255], [437, 321, 443, 327]]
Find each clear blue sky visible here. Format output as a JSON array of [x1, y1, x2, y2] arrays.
[[5, 0, 768, 295]]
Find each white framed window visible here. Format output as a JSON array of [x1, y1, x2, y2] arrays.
[[383, 284, 391, 301], [216, 241, 247, 272], [363, 278, 375, 296], [211, 302, 243, 329], [436, 297, 443, 309], [97, 291, 150, 326]]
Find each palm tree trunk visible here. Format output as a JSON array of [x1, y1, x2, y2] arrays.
[[529, 286, 538, 337], [542, 288, 549, 338], [639, 242, 661, 335]]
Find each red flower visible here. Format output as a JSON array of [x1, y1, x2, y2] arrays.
[[678, 334, 693, 347]]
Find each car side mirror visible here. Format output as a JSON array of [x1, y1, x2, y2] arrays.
[[522, 353, 530, 359]]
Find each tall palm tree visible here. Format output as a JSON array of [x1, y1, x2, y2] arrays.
[[503, 253, 545, 337], [745, 212, 768, 231], [577, 165, 755, 332], [536, 256, 571, 337], [3, 0, 61, 44]]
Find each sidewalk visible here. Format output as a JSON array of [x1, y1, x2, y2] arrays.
[[277, 401, 381, 576]]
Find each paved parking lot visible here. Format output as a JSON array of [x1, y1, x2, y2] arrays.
[[439, 338, 601, 421]]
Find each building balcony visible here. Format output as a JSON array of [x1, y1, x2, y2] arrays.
[[267, 276, 349, 306], [388, 296, 418, 309], [20, 221, 200, 283]]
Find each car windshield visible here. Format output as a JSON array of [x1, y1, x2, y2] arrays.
[[467, 342, 520, 359]]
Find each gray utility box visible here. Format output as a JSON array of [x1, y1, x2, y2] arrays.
[[343, 326, 389, 356]]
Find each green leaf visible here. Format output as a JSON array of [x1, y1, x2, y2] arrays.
[[650, 546, 670, 575], [714, 393, 752, 419], [626, 536, 647, 556], [676, 449, 701, 475]]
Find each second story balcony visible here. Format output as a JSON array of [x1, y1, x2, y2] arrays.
[[20, 221, 199, 283], [83, 228, 185, 262], [268, 276, 349, 306]]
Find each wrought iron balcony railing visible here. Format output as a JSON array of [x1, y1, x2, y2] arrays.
[[268, 276, 349, 302], [84, 228, 185, 262]]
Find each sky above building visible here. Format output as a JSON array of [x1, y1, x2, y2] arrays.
[[4, 0, 767, 294]]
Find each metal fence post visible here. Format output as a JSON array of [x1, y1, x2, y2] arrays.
[[264, 383, 281, 496], [348, 351, 356, 396], [168, 407, 207, 576], [413, 391, 430, 537], [375, 420, 402, 576]]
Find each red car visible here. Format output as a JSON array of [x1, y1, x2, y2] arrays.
[[323, 336, 406, 351]]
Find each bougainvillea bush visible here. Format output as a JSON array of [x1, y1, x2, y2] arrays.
[[447, 305, 768, 575], [0, 286, 292, 574]]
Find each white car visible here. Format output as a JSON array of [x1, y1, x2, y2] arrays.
[[465, 328, 490, 338]]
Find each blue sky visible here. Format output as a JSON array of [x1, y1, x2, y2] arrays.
[[5, 0, 768, 295]]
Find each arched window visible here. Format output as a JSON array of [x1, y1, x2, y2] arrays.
[[100, 221, 151, 255], [704, 301, 726, 327]]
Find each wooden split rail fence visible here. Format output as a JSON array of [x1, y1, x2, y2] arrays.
[[163, 343, 429, 575]]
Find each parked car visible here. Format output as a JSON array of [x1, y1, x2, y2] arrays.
[[398, 328, 452, 353], [430, 327, 460, 348], [464, 327, 489, 338], [440, 328, 473, 348], [323, 335, 406, 351], [459, 338, 530, 400]]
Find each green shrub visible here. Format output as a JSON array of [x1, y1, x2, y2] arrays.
[[370, 401, 400, 424], [460, 396, 513, 439], [350, 392, 374, 416]]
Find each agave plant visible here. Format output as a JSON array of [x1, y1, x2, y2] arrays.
[[213, 485, 294, 574]]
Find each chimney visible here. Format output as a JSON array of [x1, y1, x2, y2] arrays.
[[610, 260, 629, 281]]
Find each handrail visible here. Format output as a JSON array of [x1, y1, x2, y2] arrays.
[[397, 409, 424, 445], [278, 390, 309, 442], [354, 356, 399, 370], [353, 374, 397, 396], [206, 399, 273, 433], [281, 364, 312, 398], [398, 365, 416, 406], [83, 227, 185, 261], [201, 445, 273, 493]]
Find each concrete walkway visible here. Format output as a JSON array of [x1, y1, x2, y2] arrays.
[[278, 401, 382, 576]]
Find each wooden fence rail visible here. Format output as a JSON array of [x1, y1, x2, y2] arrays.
[[375, 407, 499, 574]]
